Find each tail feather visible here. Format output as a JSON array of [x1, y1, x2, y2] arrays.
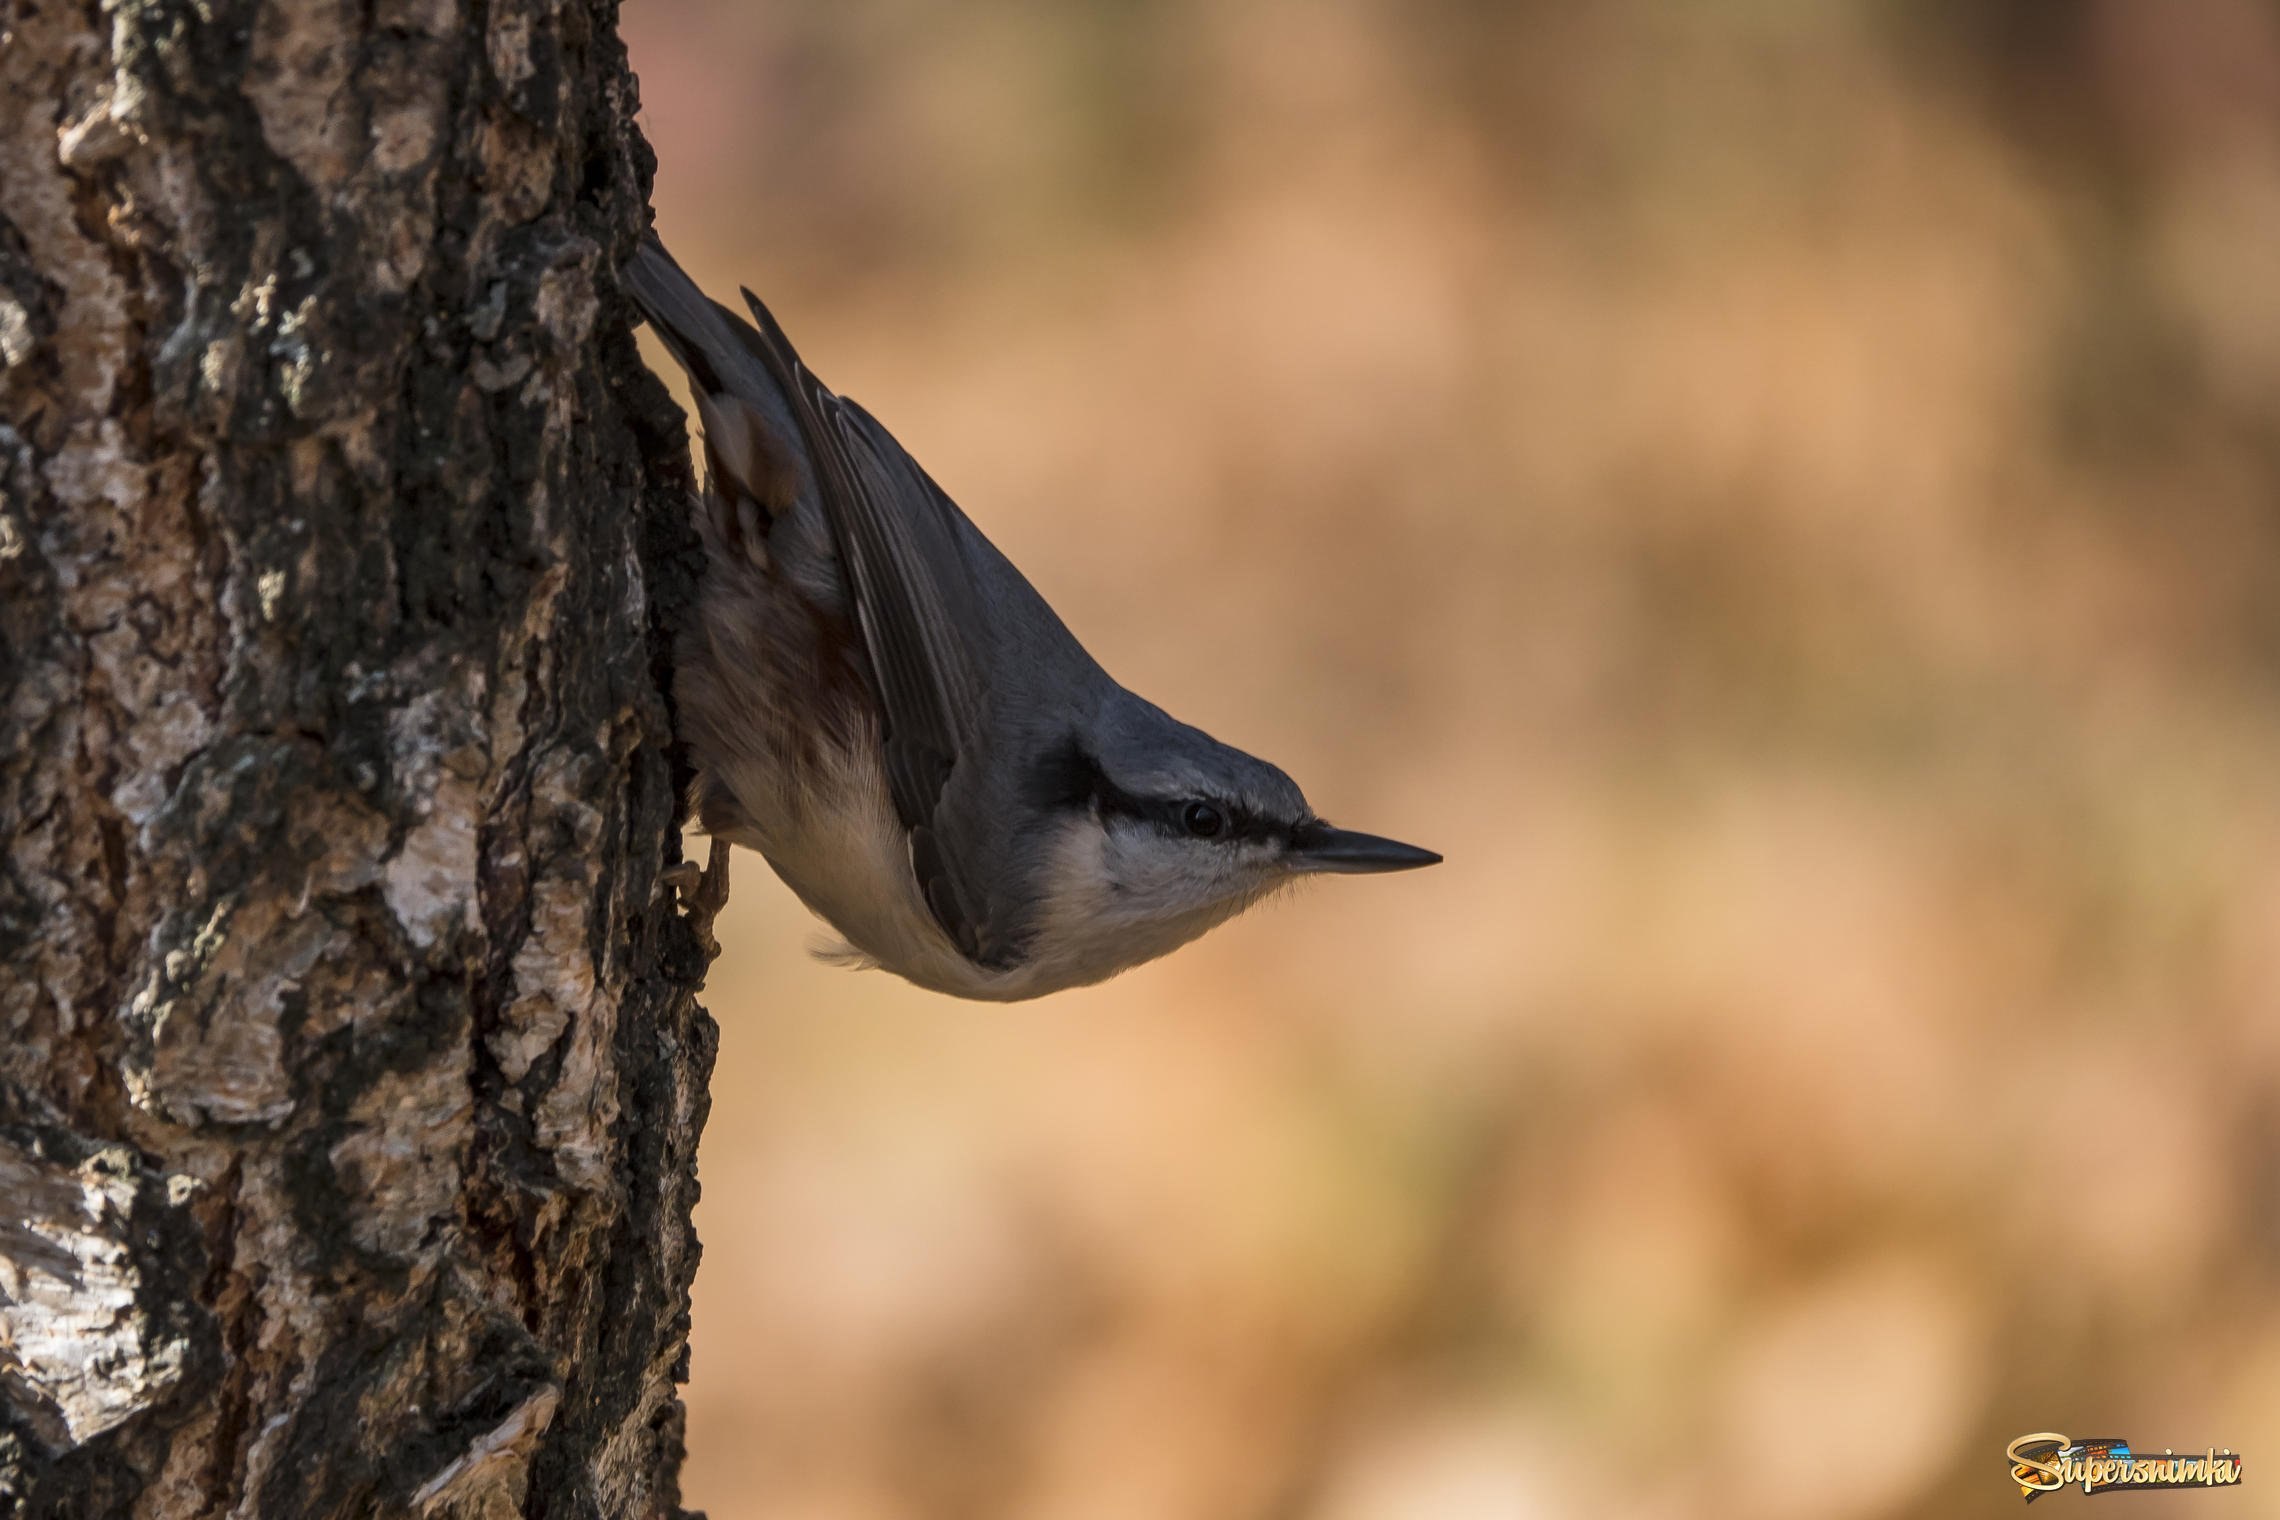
[[622, 232, 774, 404], [624, 232, 810, 556]]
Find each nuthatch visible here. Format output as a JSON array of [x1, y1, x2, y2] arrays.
[[626, 234, 1439, 1000]]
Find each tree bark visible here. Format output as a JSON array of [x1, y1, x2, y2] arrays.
[[0, 0, 716, 1512]]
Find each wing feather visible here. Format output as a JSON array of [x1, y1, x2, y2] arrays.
[[729, 287, 1016, 968]]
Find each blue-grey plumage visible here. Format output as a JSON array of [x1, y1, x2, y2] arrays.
[[624, 232, 1439, 1000]]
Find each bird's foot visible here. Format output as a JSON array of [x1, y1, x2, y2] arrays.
[[663, 839, 731, 962]]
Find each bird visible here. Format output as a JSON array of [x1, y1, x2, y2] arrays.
[[623, 232, 1439, 1000]]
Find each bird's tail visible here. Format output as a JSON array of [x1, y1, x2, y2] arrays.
[[622, 231, 813, 557], [621, 231, 782, 406]]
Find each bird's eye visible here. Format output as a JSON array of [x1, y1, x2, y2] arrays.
[[1182, 802, 1226, 839]]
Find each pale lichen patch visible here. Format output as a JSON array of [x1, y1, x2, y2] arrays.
[[532, 263, 597, 350], [56, 92, 136, 169], [489, 876, 592, 1083], [382, 688, 491, 950], [131, 898, 323, 1128], [41, 417, 144, 514], [412, 1385, 560, 1517], [533, 1018, 620, 1195], [384, 776, 481, 950], [0, 1143, 191, 1445], [519, 749, 619, 1189]]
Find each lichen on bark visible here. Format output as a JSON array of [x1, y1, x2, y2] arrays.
[[0, 0, 715, 1512]]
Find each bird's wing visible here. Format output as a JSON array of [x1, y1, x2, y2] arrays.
[[718, 280, 1023, 970], [625, 235, 1031, 968]]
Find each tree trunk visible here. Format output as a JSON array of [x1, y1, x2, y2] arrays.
[[0, 0, 717, 1512]]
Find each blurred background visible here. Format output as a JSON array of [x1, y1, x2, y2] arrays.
[[621, 3, 2280, 1516]]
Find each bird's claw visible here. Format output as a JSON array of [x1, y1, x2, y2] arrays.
[[664, 840, 731, 962]]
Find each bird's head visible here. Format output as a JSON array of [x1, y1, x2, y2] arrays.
[[1021, 700, 1439, 974]]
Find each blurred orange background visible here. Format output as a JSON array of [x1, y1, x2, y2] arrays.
[[621, 4, 2280, 1516]]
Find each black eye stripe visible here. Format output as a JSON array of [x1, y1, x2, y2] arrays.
[[1171, 797, 1276, 844], [1031, 737, 1287, 845], [1225, 810, 1283, 845]]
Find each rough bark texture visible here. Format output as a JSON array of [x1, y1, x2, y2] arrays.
[[0, 0, 716, 1511]]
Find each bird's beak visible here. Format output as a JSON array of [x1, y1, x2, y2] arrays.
[[1287, 820, 1443, 875]]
